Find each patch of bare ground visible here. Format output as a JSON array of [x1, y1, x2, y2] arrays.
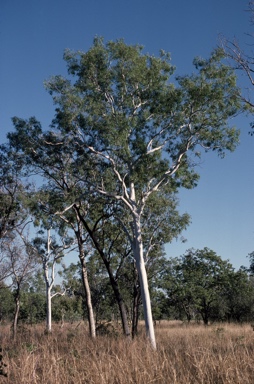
[[0, 321, 254, 383]]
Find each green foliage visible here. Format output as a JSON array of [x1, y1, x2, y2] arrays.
[[0, 286, 15, 322], [160, 248, 253, 324], [0, 144, 29, 240], [86, 253, 119, 322], [224, 268, 254, 322], [0, 285, 46, 325], [4, 38, 242, 336], [29, 270, 46, 295], [19, 292, 46, 324], [52, 295, 83, 323], [41, 39, 240, 198]]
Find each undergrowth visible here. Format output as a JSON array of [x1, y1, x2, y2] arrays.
[[0, 321, 253, 383]]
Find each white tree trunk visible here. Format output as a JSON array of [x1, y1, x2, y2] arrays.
[[13, 292, 20, 340], [45, 228, 52, 333], [133, 216, 156, 350], [46, 282, 52, 332]]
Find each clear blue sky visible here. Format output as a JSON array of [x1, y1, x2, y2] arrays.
[[1, 0, 253, 269]]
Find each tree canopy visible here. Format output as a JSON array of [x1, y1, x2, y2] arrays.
[[6, 38, 242, 348]]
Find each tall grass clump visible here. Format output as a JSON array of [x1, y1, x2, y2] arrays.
[[0, 321, 254, 383]]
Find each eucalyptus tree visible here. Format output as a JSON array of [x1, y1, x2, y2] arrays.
[[0, 144, 29, 243], [0, 148, 20, 240], [39, 39, 240, 348], [74, 198, 132, 337], [5, 127, 98, 337], [29, 227, 76, 333], [9, 38, 240, 348], [0, 143, 36, 294], [74, 187, 189, 337], [34, 185, 98, 336], [6, 120, 129, 337], [121, 188, 190, 337], [4, 234, 38, 339], [60, 210, 97, 337], [32, 180, 128, 337], [30, 189, 97, 337]]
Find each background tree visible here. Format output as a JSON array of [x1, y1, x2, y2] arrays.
[[4, 235, 38, 339], [222, 266, 254, 322], [58, 262, 84, 323], [0, 284, 15, 322], [6, 123, 102, 338], [0, 144, 30, 283], [29, 227, 76, 333], [160, 248, 240, 324]]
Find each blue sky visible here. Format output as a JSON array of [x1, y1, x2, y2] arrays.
[[1, 0, 253, 269]]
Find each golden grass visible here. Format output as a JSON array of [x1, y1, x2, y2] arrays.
[[0, 321, 254, 383]]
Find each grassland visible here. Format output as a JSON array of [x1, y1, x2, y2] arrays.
[[0, 321, 254, 383]]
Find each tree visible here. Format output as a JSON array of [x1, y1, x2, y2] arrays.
[[74, 201, 132, 337], [161, 248, 237, 324], [29, 227, 76, 333], [223, 266, 254, 322], [3, 137, 133, 337], [74, 189, 189, 337], [12, 146, 98, 337], [0, 141, 36, 297], [58, 262, 84, 322], [4, 235, 37, 339], [0, 284, 15, 322], [9, 38, 240, 348], [0, 144, 29, 241], [65, 210, 96, 337], [130, 189, 189, 334]]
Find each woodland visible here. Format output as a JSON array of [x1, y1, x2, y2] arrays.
[[1, 4, 254, 381]]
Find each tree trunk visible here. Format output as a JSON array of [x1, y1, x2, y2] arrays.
[[131, 269, 141, 338], [200, 299, 210, 325], [182, 302, 192, 323], [106, 264, 131, 337], [73, 208, 96, 338], [46, 283, 52, 332], [45, 229, 52, 333], [133, 217, 156, 350], [80, 253, 96, 338], [13, 290, 20, 340], [74, 206, 131, 338], [132, 284, 140, 338]]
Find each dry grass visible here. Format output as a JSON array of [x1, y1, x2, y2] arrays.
[[0, 321, 254, 383]]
